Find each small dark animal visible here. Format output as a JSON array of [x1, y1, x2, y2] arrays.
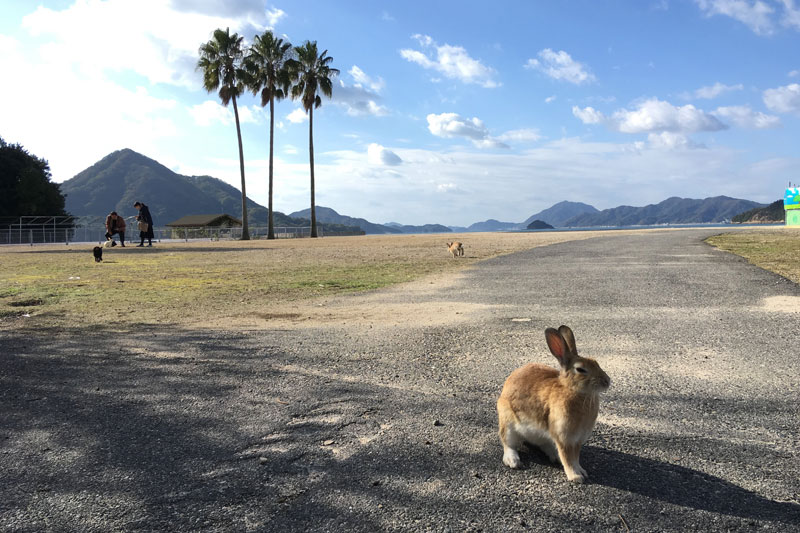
[[93, 246, 103, 262]]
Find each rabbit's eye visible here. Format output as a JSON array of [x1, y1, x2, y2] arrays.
[[575, 367, 587, 374]]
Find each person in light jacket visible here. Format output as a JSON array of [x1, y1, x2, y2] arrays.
[[104, 211, 126, 246], [133, 201, 154, 247]]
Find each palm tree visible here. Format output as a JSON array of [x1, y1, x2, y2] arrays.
[[290, 41, 339, 238], [197, 27, 250, 240], [244, 31, 294, 240]]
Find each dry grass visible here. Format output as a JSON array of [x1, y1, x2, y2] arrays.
[[705, 228, 800, 284], [0, 232, 601, 330]]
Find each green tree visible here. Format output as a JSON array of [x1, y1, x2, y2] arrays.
[[197, 27, 250, 240], [0, 137, 67, 217], [290, 41, 339, 238], [244, 30, 294, 240]]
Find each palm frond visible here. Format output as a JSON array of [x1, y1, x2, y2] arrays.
[[196, 27, 246, 106]]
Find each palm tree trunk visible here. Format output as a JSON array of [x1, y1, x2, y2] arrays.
[[267, 96, 275, 240], [232, 95, 250, 240], [309, 105, 317, 238]]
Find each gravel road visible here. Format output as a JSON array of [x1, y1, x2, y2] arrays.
[[2, 229, 799, 532]]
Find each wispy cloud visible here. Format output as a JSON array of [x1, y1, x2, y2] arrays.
[[330, 66, 389, 117], [286, 107, 308, 124], [190, 100, 261, 126], [496, 129, 543, 143], [693, 0, 800, 35], [427, 112, 508, 148], [573, 98, 727, 134], [684, 81, 744, 99], [525, 49, 596, 85], [712, 105, 780, 128], [695, 0, 776, 35], [400, 34, 499, 88], [367, 143, 402, 166], [763, 83, 800, 113]]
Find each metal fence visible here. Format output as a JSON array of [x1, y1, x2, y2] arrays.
[[165, 225, 325, 241], [0, 216, 332, 245]]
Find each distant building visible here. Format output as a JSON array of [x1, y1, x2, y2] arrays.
[[165, 214, 243, 240], [166, 214, 242, 228], [786, 188, 800, 227]]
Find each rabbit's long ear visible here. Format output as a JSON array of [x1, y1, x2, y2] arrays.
[[545, 328, 573, 367], [558, 325, 577, 355]]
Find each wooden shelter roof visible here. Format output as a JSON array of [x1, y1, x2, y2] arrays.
[[165, 214, 242, 227]]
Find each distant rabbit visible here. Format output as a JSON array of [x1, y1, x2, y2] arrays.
[[496, 325, 610, 483], [446, 241, 464, 258]]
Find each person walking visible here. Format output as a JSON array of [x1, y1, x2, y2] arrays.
[[134, 201, 154, 247], [104, 211, 126, 246]]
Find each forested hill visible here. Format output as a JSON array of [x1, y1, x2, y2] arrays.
[[289, 206, 402, 234], [61, 149, 295, 226], [731, 200, 785, 223], [563, 196, 765, 227], [522, 201, 598, 228]]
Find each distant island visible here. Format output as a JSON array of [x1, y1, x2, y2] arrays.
[[526, 220, 554, 230]]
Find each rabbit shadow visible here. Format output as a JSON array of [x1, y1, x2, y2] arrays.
[[580, 445, 799, 524], [514, 443, 798, 524]]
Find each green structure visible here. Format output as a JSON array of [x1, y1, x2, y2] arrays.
[[786, 187, 800, 227]]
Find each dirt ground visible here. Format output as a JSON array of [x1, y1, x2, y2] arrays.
[[3, 227, 795, 333], [2, 231, 603, 331], [3, 228, 798, 532]]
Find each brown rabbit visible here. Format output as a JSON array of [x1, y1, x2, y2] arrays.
[[496, 325, 610, 483], [446, 241, 464, 258]]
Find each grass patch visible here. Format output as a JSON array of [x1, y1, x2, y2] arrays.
[[0, 232, 599, 330], [705, 230, 800, 284]]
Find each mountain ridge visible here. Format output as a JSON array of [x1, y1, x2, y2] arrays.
[[60, 149, 770, 233], [563, 196, 764, 226]]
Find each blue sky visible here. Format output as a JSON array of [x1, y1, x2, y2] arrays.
[[2, 0, 800, 226]]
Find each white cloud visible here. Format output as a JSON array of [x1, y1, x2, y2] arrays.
[[790, 69, 800, 77], [690, 82, 744, 99], [647, 132, 701, 149], [190, 100, 261, 126], [545, 95, 557, 103], [334, 75, 389, 117], [0, 31, 180, 180], [695, 0, 775, 35], [286, 108, 308, 123], [400, 34, 499, 88], [572, 106, 605, 124], [349, 66, 385, 93], [20, 1, 279, 89], [426, 113, 508, 148], [613, 100, 727, 133], [525, 49, 596, 85], [712, 105, 781, 128], [191, 100, 233, 126], [593, 99, 726, 133], [436, 182, 462, 193], [763, 83, 800, 113], [236, 105, 261, 124], [781, 0, 800, 29], [577, 99, 778, 133], [367, 143, 403, 166], [496, 129, 543, 143], [169, 1, 285, 24]]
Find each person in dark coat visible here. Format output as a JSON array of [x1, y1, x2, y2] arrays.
[[104, 211, 126, 246], [134, 201, 154, 247]]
